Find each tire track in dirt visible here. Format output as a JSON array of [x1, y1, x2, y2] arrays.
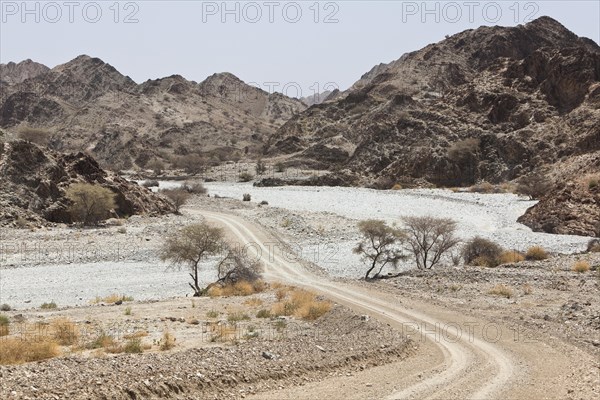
[[195, 209, 515, 399]]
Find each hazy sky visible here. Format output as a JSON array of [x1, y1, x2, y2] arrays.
[[1, 1, 599, 98]]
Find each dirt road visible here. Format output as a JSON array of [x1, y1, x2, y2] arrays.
[[196, 208, 599, 400]]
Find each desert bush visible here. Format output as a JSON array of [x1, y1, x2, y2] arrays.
[[462, 237, 503, 266], [176, 153, 205, 175], [516, 172, 552, 200], [239, 172, 254, 182], [66, 183, 117, 226], [587, 239, 600, 253], [354, 220, 406, 279], [447, 138, 480, 184], [141, 180, 159, 188], [0, 315, 9, 336], [160, 222, 226, 297], [272, 289, 331, 321], [206, 310, 219, 318], [40, 301, 57, 310], [91, 294, 133, 304], [255, 159, 267, 175], [159, 331, 176, 351], [227, 311, 251, 322], [572, 260, 591, 273], [403, 216, 459, 270], [469, 181, 495, 194], [161, 188, 191, 214], [18, 126, 51, 146], [124, 307, 132, 316], [259, 200, 269, 206], [0, 304, 11, 312], [525, 246, 548, 261], [275, 162, 286, 173], [0, 337, 60, 364], [182, 181, 207, 195], [499, 251, 525, 264], [86, 331, 116, 349], [488, 284, 513, 299], [51, 318, 79, 346], [242, 193, 251, 201], [522, 284, 533, 295], [146, 159, 165, 176], [122, 338, 143, 354], [256, 309, 271, 318]]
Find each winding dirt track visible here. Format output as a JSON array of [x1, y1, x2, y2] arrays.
[[194, 209, 594, 400]]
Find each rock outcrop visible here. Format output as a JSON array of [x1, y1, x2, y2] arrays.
[[0, 140, 174, 226]]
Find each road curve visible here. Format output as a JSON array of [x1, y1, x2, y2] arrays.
[[192, 208, 516, 399]]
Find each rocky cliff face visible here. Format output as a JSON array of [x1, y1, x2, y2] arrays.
[[0, 140, 174, 226], [0, 56, 306, 169], [0, 59, 49, 85], [267, 17, 599, 188]]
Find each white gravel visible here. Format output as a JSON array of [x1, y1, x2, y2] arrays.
[[204, 183, 591, 254], [1, 183, 592, 309]]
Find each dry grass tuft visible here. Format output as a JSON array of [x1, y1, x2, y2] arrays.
[[91, 294, 134, 304], [572, 260, 591, 273], [525, 246, 549, 261], [244, 298, 264, 307], [208, 280, 267, 298], [0, 315, 9, 337], [272, 289, 332, 321], [499, 251, 525, 264], [0, 337, 60, 364], [522, 284, 533, 295], [488, 284, 514, 299], [51, 318, 79, 346], [159, 330, 176, 351]]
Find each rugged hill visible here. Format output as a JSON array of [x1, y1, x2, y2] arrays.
[[0, 56, 306, 170], [0, 59, 49, 85], [0, 140, 174, 227], [267, 17, 599, 188]]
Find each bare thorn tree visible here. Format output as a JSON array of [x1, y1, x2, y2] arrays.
[[160, 222, 225, 297], [354, 220, 406, 280], [403, 216, 459, 269], [211, 245, 263, 288]]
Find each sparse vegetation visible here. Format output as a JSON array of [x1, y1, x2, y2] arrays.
[[587, 239, 600, 253], [227, 311, 251, 322], [516, 172, 552, 200], [91, 294, 133, 304], [499, 250, 525, 264], [239, 172, 254, 182], [159, 331, 176, 350], [0, 304, 11, 312], [403, 216, 459, 270], [354, 219, 405, 279], [243, 193, 251, 201], [206, 310, 219, 318], [147, 158, 165, 176], [182, 181, 207, 194], [51, 318, 79, 346], [526, 246, 548, 261], [256, 309, 271, 318], [40, 301, 57, 310], [66, 183, 117, 226], [488, 284, 513, 299], [0, 337, 60, 364], [572, 260, 591, 273], [161, 188, 191, 214], [0, 315, 9, 336], [255, 159, 267, 175], [462, 237, 503, 267], [272, 288, 331, 321], [160, 222, 226, 297]]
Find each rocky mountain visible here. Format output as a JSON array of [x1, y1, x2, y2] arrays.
[[0, 59, 50, 85], [267, 17, 599, 187], [264, 17, 599, 236], [300, 90, 335, 107], [0, 139, 174, 227], [0, 55, 306, 170]]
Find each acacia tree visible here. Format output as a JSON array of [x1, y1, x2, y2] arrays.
[[161, 188, 191, 214], [354, 220, 406, 280], [160, 222, 225, 296], [212, 245, 263, 287], [403, 216, 459, 269], [516, 172, 552, 200], [66, 183, 117, 226]]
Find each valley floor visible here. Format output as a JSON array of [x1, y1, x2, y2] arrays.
[[0, 186, 599, 399]]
